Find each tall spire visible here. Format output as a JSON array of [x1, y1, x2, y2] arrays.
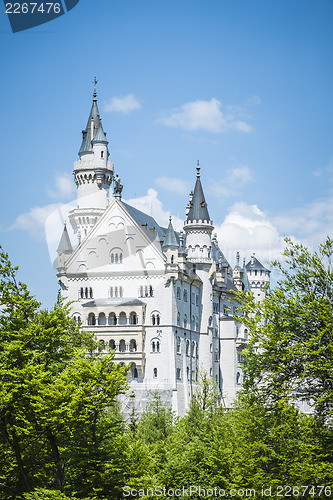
[[57, 224, 73, 255], [79, 80, 106, 157], [186, 162, 211, 223]]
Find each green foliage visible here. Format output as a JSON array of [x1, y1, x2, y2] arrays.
[[0, 246, 129, 498], [236, 237, 333, 421]]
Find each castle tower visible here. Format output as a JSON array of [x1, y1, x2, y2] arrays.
[[69, 84, 114, 243], [183, 163, 215, 375], [183, 162, 214, 262], [245, 253, 270, 301]]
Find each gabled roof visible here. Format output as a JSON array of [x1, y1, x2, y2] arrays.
[[245, 254, 270, 273], [57, 225, 73, 254], [187, 166, 211, 222], [162, 218, 179, 248]]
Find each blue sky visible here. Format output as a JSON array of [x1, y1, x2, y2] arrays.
[[0, 0, 332, 308]]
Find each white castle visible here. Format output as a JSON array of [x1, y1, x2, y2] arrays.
[[56, 88, 270, 416]]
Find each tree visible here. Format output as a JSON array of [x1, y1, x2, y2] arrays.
[[0, 246, 129, 497], [238, 237, 333, 421]]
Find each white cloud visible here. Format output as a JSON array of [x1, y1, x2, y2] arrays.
[[157, 98, 253, 133], [155, 176, 190, 196], [125, 188, 184, 231], [11, 203, 64, 241], [47, 172, 75, 200], [214, 201, 285, 266], [272, 196, 333, 251], [210, 164, 254, 197], [104, 94, 141, 114], [312, 156, 333, 180]]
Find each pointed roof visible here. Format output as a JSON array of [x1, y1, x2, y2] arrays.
[[92, 122, 108, 144], [79, 88, 103, 156], [57, 225, 73, 254], [245, 254, 270, 273], [162, 218, 179, 248], [187, 163, 211, 222]]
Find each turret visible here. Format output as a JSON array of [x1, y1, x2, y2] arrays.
[[183, 162, 214, 262], [69, 82, 114, 243], [245, 253, 270, 301]]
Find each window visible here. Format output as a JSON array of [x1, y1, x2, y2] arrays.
[[192, 341, 195, 357], [237, 353, 244, 364], [79, 287, 93, 299], [73, 313, 81, 324], [244, 328, 248, 340], [236, 372, 241, 385], [108, 313, 117, 325], [187, 367, 189, 380], [186, 339, 189, 356], [109, 286, 123, 298], [184, 314, 187, 328], [130, 339, 137, 352], [110, 249, 123, 264], [177, 286, 181, 300], [176, 368, 181, 380], [151, 338, 160, 353], [196, 343, 199, 358], [176, 336, 181, 354], [196, 294, 199, 306], [213, 302, 219, 313], [98, 340, 105, 351], [101, 150, 104, 158], [119, 339, 126, 352], [183, 289, 188, 302], [88, 313, 96, 326], [130, 312, 137, 325], [153, 368, 157, 378], [151, 312, 160, 326], [98, 313, 106, 326], [171, 255, 174, 264], [177, 312, 180, 325], [109, 339, 116, 350]]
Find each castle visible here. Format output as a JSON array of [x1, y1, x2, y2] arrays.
[[56, 87, 270, 416]]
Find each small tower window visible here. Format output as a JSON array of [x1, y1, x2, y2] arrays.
[[101, 151, 104, 158], [153, 368, 157, 378]]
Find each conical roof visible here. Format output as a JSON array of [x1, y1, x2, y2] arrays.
[[92, 122, 108, 144], [162, 218, 179, 248], [79, 89, 103, 156], [187, 165, 211, 222], [57, 225, 73, 254]]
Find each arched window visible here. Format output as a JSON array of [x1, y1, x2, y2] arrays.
[[171, 255, 174, 264], [156, 341, 160, 352], [192, 341, 195, 357], [236, 372, 241, 385], [85, 287, 88, 298], [118, 312, 127, 325], [131, 363, 138, 378], [73, 313, 81, 324], [186, 339, 189, 356], [152, 341, 156, 352], [109, 339, 116, 350], [186, 366, 189, 380], [88, 313, 96, 326], [101, 150, 104, 158], [119, 339, 126, 352], [177, 312, 180, 325], [153, 368, 157, 378], [149, 285, 153, 297], [89, 287, 93, 298], [152, 314, 156, 326], [110, 248, 123, 265], [130, 339, 137, 352], [184, 314, 187, 328], [98, 312, 106, 326], [244, 328, 248, 340], [176, 336, 181, 354], [108, 313, 117, 325], [196, 343, 199, 358], [151, 337, 160, 353], [130, 312, 137, 325], [156, 314, 160, 326], [183, 289, 188, 302], [98, 340, 105, 351]]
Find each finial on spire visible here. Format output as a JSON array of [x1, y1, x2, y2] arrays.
[[169, 215, 172, 222], [92, 77, 98, 100], [236, 251, 240, 266], [196, 160, 200, 178]]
